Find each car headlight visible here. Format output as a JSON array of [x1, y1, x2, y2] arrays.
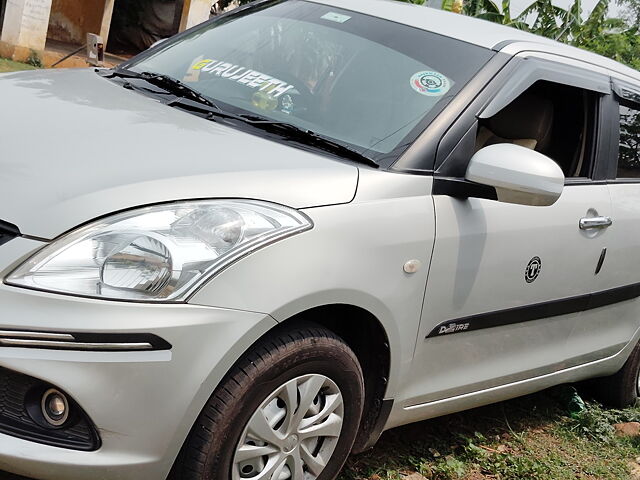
[[5, 200, 312, 302]]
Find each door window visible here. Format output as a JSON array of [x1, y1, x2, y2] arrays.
[[618, 103, 640, 179], [476, 80, 599, 178]]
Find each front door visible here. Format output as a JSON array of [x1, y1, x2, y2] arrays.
[[403, 69, 614, 409]]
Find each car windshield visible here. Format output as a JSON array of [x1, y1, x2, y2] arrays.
[[126, 0, 494, 166]]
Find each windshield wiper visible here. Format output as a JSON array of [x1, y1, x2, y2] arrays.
[[247, 119, 380, 168], [168, 97, 379, 168], [101, 68, 218, 108], [101, 70, 378, 167]]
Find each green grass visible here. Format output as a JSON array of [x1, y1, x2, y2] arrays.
[[0, 58, 38, 73], [339, 386, 640, 480]]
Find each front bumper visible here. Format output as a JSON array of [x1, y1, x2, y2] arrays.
[[0, 238, 277, 480]]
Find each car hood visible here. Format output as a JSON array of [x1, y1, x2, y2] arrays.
[[0, 69, 358, 239]]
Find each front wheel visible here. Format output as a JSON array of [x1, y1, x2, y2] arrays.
[[173, 323, 365, 480]]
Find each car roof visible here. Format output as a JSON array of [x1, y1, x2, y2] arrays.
[[309, 0, 640, 84]]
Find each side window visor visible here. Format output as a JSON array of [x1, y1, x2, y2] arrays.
[[612, 81, 640, 106], [480, 57, 610, 120]]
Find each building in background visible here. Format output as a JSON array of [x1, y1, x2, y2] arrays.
[[0, 0, 212, 65]]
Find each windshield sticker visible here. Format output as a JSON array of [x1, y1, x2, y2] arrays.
[[321, 12, 351, 23], [192, 59, 295, 98], [410, 71, 451, 97]]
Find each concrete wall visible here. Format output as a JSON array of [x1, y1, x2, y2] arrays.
[[47, 0, 108, 45], [0, 0, 7, 37], [1, 0, 52, 49], [180, 0, 211, 30], [0, 0, 208, 63], [0, 0, 53, 60]]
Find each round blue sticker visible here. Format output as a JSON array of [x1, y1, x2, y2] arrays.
[[410, 71, 451, 97]]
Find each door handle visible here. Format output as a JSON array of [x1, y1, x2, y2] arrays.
[[579, 216, 613, 230]]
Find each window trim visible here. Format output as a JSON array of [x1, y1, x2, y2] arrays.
[[610, 79, 640, 183]]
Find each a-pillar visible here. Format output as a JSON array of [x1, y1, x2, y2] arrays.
[[0, 0, 53, 61]]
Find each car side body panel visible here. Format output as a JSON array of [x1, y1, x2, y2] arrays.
[[387, 332, 639, 429], [189, 170, 435, 399], [404, 184, 614, 408]]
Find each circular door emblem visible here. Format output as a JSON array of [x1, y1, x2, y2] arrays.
[[525, 257, 542, 283]]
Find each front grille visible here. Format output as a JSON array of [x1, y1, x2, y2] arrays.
[[0, 220, 20, 247], [0, 367, 100, 451]]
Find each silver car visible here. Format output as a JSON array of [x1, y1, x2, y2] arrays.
[[1, 0, 640, 479]]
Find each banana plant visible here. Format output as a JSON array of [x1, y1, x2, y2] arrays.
[[463, 0, 530, 29], [521, 0, 571, 38]]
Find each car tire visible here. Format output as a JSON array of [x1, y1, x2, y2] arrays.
[[592, 340, 640, 409], [171, 323, 365, 480]]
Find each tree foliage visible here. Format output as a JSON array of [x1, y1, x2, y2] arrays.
[[617, 0, 640, 25], [462, 0, 640, 69], [400, 0, 640, 69], [620, 106, 640, 174]]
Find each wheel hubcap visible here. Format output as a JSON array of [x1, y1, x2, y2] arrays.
[[232, 374, 344, 480], [283, 435, 299, 454]]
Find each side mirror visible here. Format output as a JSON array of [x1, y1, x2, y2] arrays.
[[465, 144, 565, 206]]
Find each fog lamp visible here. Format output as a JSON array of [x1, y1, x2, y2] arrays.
[[41, 388, 69, 426]]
